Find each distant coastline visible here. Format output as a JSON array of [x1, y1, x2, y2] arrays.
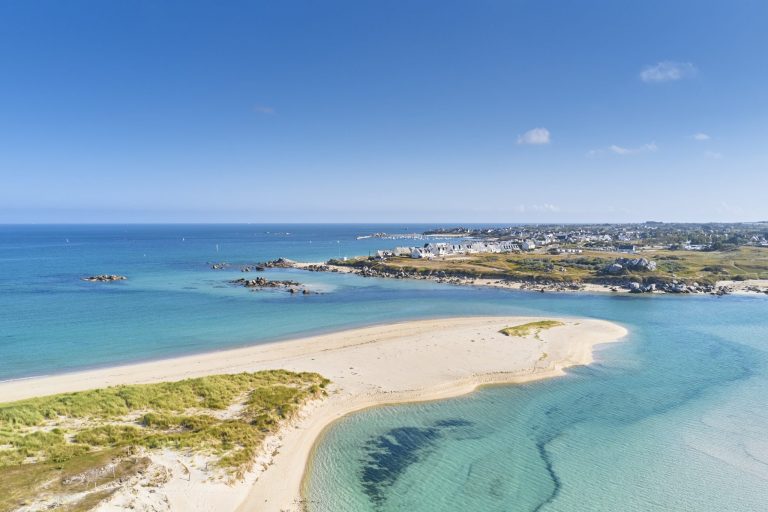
[[328, 223, 768, 296], [293, 259, 768, 296]]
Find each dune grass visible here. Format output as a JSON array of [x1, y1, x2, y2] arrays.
[[0, 370, 329, 511], [499, 320, 564, 338]]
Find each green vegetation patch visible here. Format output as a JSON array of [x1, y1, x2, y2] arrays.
[[0, 370, 329, 511], [340, 246, 768, 287], [499, 320, 565, 338]]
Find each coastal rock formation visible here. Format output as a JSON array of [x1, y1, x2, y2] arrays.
[[229, 277, 317, 295], [230, 277, 299, 289], [603, 257, 657, 275], [303, 264, 334, 272], [259, 258, 296, 268], [240, 264, 265, 272], [262, 255, 752, 296], [320, 258, 728, 295], [210, 262, 229, 270], [629, 282, 657, 293], [81, 275, 127, 282], [625, 280, 720, 294]]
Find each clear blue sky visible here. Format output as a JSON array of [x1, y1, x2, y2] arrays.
[[1, 0, 766, 223]]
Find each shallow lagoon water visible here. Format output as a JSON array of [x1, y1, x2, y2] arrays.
[[307, 296, 768, 511], [2, 225, 767, 511]]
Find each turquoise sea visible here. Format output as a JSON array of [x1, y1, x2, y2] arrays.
[[1, 225, 767, 511]]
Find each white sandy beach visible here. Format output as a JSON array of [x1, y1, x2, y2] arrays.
[[0, 316, 627, 512], [715, 279, 768, 295]]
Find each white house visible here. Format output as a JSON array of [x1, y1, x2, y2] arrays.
[[425, 243, 449, 256], [522, 240, 536, 251], [411, 247, 434, 259], [498, 241, 519, 251]]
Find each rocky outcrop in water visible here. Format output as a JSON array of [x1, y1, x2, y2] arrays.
[[82, 275, 127, 282], [229, 276, 317, 295], [230, 277, 299, 288], [240, 264, 265, 272], [259, 258, 296, 268]]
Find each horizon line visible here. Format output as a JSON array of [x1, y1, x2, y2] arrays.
[[2, 220, 767, 226]]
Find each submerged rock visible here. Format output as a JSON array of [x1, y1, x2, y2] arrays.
[[240, 264, 266, 272]]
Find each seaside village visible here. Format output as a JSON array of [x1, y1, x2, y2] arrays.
[[371, 223, 768, 260], [377, 240, 549, 260], [374, 233, 593, 260], [370, 226, 658, 260]]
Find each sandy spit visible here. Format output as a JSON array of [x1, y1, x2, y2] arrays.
[[0, 316, 627, 512]]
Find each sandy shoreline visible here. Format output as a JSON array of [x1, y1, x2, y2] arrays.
[[0, 316, 627, 511]]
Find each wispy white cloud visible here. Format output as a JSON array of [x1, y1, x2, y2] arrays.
[[531, 203, 560, 212], [704, 151, 723, 159], [718, 201, 743, 215], [589, 142, 657, 157], [640, 61, 697, 83], [253, 104, 275, 115], [517, 127, 551, 145], [609, 145, 634, 155], [691, 132, 711, 141], [610, 142, 658, 155], [515, 203, 560, 213]]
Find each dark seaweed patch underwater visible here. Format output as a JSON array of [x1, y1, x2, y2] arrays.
[[360, 419, 475, 507]]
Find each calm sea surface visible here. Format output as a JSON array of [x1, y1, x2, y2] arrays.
[[1, 225, 767, 511]]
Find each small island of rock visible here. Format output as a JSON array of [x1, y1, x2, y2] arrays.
[[81, 275, 127, 282], [229, 276, 316, 294]]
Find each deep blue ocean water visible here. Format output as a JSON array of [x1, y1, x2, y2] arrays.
[[1, 224, 767, 511]]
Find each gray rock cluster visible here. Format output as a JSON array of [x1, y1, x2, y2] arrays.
[[356, 266, 425, 279], [627, 280, 719, 294], [240, 264, 265, 272], [604, 257, 657, 274], [81, 274, 127, 282], [259, 258, 296, 268], [229, 277, 316, 295], [303, 264, 338, 272], [230, 277, 298, 288]]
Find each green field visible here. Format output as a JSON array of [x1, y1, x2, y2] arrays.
[[0, 370, 329, 512]]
